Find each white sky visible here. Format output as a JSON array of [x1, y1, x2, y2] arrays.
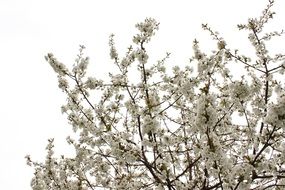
[[0, 0, 284, 189]]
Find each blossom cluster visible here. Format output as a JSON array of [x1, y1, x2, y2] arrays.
[[27, 1, 285, 190]]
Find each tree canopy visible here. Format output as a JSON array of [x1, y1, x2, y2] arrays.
[[27, 0, 285, 189]]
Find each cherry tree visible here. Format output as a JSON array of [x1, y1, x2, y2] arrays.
[[26, 0, 285, 189]]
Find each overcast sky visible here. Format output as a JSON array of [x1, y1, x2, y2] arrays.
[[1, 0, 285, 189]]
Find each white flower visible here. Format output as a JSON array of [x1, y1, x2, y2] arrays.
[[135, 49, 149, 64], [264, 95, 285, 126], [45, 53, 69, 76], [229, 81, 250, 100], [57, 76, 69, 90]]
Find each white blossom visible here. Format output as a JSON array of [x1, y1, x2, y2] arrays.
[[28, 2, 285, 189]]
